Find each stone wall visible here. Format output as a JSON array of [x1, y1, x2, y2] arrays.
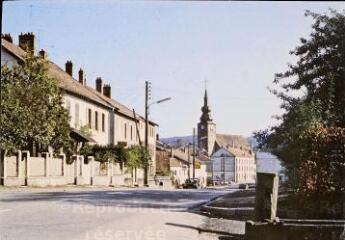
[[0, 151, 144, 187]]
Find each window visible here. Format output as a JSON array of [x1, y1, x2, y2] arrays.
[[102, 113, 105, 132], [74, 103, 79, 128], [95, 111, 98, 130], [124, 123, 127, 139], [88, 109, 92, 128]]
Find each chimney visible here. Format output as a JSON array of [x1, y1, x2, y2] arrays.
[[156, 134, 159, 141], [2, 33, 13, 43], [78, 68, 85, 85], [103, 84, 111, 98], [96, 77, 103, 93], [65, 61, 73, 76], [38, 49, 48, 59], [18, 32, 35, 55]]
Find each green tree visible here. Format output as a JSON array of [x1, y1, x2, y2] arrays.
[[0, 54, 72, 155], [254, 10, 345, 217], [125, 146, 150, 172]]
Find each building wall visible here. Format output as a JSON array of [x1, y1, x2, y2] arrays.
[[235, 156, 256, 183], [63, 94, 110, 145], [114, 114, 138, 146], [170, 164, 188, 186], [210, 148, 256, 183], [211, 148, 236, 183], [1, 49, 18, 67]]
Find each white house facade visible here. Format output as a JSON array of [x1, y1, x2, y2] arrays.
[[211, 147, 256, 184], [1, 33, 157, 179]]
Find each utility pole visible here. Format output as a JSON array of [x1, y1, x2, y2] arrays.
[[143, 81, 170, 186], [193, 128, 196, 179], [144, 81, 150, 186], [187, 144, 190, 180]]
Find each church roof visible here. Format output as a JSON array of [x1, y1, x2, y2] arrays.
[[216, 134, 250, 148], [215, 134, 254, 158]]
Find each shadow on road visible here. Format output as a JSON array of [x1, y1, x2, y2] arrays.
[[0, 189, 225, 210], [165, 222, 244, 240]]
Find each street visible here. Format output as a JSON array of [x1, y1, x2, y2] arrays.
[[0, 187, 242, 240]]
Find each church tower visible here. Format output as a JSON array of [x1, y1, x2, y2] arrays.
[[197, 89, 216, 156]]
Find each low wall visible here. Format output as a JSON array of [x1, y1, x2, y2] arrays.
[[245, 220, 345, 240], [154, 176, 173, 188], [1, 151, 140, 187]]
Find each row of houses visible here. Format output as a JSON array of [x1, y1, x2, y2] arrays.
[[1, 33, 158, 185], [156, 139, 209, 188]]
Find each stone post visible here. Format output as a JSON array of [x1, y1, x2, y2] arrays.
[[16, 150, 22, 178], [2, 152, 7, 182], [255, 172, 279, 221], [79, 156, 83, 177], [60, 154, 66, 177], [22, 151, 30, 180], [89, 156, 95, 185], [44, 153, 50, 177]]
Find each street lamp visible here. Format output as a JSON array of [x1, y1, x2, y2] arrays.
[[144, 81, 171, 186]]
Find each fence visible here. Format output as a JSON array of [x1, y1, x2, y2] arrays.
[[0, 150, 146, 187]]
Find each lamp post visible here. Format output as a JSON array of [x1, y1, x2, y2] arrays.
[[144, 81, 171, 186]]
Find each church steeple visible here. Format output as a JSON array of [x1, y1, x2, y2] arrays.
[[197, 87, 216, 156], [200, 89, 212, 122]]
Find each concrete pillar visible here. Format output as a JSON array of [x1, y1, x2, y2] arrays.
[[79, 156, 83, 176], [3, 153, 7, 181], [22, 151, 30, 179], [60, 154, 66, 177], [17, 150, 22, 178], [89, 156, 95, 185], [109, 160, 113, 177], [255, 172, 279, 221], [44, 153, 50, 177], [72, 155, 78, 183]]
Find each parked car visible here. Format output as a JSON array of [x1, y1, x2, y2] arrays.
[[248, 183, 256, 189], [239, 183, 249, 190], [182, 178, 200, 189]]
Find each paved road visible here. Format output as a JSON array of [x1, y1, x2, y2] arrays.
[[0, 187, 236, 240]]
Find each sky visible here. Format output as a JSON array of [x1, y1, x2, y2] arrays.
[[2, 1, 345, 138]]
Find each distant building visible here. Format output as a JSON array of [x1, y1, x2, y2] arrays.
[[256, 151, 287, 182], [197, 89, 256, 184], [155, 140, 209, 188]]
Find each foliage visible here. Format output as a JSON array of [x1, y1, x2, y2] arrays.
[[125, 146, 151, 172], [157, 167, 171, 176], [79, 125, 92, 138], [79, 144, 151, 172], [254, 9, 345, 217], [80, 144, 127, 163], [0, 54, 72, 154]]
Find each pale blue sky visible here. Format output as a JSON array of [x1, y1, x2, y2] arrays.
[[3, 1, 344, 137]]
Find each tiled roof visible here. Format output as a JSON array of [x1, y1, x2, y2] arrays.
[[216, 134, 250, 148], [46, 61, 114, 109], [216, 134, 254, 158], [1, 38, 26, 60], [1, 38, 157, 125], [171, 148, 205, 164]]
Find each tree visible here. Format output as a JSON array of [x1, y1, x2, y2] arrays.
[[0, 54, 72, 155], [125, 146, 150, 172], [254, 10, 345, 217]]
